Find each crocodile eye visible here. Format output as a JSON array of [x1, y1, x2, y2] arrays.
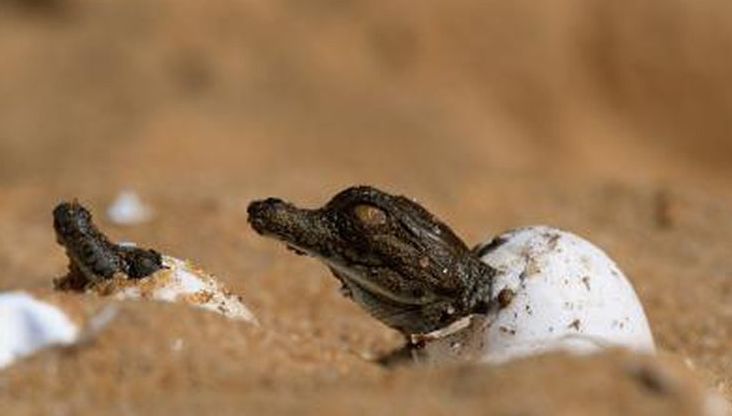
[[353, 204, 387, 226]]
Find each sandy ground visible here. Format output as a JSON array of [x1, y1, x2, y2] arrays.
[[0, 1, 731, 414]]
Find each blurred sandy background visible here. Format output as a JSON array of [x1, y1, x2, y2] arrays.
[[0, 1, 731, 414]]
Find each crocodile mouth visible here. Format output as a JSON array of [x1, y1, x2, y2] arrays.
[[328, 262, 439, 307], [251, 228, 439, 309]]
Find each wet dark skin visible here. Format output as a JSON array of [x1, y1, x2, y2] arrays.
[[248, 186, 496, 336], [53, 201, 164, 291]]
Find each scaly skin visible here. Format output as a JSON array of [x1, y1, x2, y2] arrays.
[[53, 201, 164, 291], [247, 186, 496, 336]]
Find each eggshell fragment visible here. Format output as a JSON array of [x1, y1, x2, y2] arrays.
[[0, 291, 81, 369], [88, 256, 257, 324], [106, 190, 153, 225], [416, 226, 655, 365]]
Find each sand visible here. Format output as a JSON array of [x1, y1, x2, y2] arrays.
[[0, 1, 730, 414]]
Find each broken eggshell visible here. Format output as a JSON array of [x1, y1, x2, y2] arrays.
[[0, 291, 81, 369], [414, 226, 655, 365], [78, 254, 258, 324]]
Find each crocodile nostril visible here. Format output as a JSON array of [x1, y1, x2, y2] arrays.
[[247, 198, 296, 234], [248, 198, 284, 218]]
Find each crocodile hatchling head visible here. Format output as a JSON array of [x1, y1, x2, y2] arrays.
[[247, 186, 495, 335], [53, 201, 163, 290]]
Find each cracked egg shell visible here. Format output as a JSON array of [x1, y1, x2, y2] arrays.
[[89, 255, 257, 324], [0, 292, 81, 369], [415, 226, 655, 365]]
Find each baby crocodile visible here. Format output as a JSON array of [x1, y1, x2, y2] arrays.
[[248, 186, 496, 336], [53, 201, 164, 291]]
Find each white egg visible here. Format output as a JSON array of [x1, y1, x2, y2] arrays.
[[0, 292, 81, 369], [86, 256, 257, 324], [414, 226, 655, 365]]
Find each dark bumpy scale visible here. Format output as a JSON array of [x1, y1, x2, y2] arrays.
[[247, 186, 496, 336], [53, 201, 164, 290], [53, 202, 124, 280]]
